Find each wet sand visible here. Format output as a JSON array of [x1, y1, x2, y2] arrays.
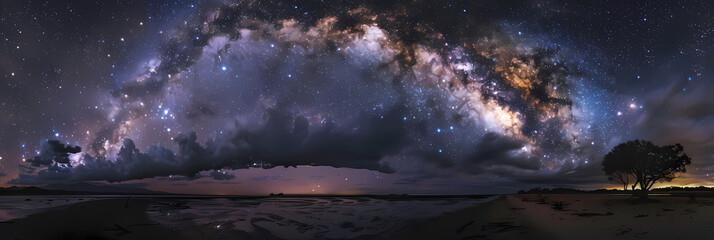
[[2, 194, 713, 239], [0, 198, 251, 240], [393, 194, 714, 240]]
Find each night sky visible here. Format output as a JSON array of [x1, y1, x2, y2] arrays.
[[1, 0, 713, 195]]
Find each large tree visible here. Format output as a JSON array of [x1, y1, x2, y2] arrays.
[[602, 140, 691, 198]]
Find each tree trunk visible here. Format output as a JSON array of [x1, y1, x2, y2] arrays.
[[639, 180, 649, 199]]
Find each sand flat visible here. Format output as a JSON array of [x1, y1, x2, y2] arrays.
[[514, 194, 714, 239], [392, 195, 549, 240], [393, 194, 714, 240], [2, 195, 713, 239]]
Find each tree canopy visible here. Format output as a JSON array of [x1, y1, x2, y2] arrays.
[[602, 140, 691, 198]]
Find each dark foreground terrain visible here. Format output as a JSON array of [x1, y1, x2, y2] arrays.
[[0, 195, 493, 240], [1, 193, 714, 239]]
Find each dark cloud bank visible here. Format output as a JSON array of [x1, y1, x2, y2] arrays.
[[11, 107, 407, 184]]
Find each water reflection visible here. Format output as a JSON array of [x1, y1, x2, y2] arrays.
[[147, 196, 497, 239]]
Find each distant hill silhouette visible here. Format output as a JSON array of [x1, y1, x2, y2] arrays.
[[0, 186, 87, 195], [518, 186, 714, 194], [0, 183, 168, 195], [42, 182, 166, 194]]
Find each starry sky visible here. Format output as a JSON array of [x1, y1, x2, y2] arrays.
[[1, 0, 713, 195]]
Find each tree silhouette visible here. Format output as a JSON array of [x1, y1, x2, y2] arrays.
[[611, 170, 634, 191], [602, 140, 691, 198]]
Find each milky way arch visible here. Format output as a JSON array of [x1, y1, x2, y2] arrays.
[[12, 1, 611, 184]]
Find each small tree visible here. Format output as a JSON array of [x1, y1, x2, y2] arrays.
[[602, 140, 691, 198]]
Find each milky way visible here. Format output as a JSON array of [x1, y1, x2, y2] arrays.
[[2, 1, 714, 194]]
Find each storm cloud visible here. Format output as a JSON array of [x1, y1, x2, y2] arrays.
[[11, 106, 407, 184]]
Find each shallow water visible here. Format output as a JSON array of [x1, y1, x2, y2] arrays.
[[0, 195, 497, 239], [0, 195, 100, 221], [146, 196, 498, 239]]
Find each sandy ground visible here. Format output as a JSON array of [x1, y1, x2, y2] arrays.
[[2, 195, 713, 239], [392, 194, 714, 240]]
